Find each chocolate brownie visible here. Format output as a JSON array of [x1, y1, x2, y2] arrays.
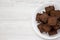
[[38, 23, 44, 33], [48, 17, 57, 26], [45, 6, 55, 14], [50, 10, 60, 17]]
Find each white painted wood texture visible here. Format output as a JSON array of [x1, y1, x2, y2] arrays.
[[0, 0, 60, 40]]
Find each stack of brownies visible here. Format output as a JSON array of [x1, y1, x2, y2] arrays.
[[36, 6, 60, 35]]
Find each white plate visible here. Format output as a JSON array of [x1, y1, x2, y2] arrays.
[[32, 2, 60, 39]]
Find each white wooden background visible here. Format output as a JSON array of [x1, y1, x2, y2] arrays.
[[0, 0, 60, 40]]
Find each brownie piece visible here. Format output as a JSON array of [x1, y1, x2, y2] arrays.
[[38, 23, 44, 33], [50, 10, 60, 17], [42, 24, 51, 32], [48, 29, 57, 35], [45, 6, 55, 14], [58, 17, 60, 21], [36, 13, 42, 23], [48, 17, 57, 26], [39, 13, 49, 23], [53, 25, 60, 30]]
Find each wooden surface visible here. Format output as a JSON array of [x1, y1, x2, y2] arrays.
[[0, 0, 60, 40]]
